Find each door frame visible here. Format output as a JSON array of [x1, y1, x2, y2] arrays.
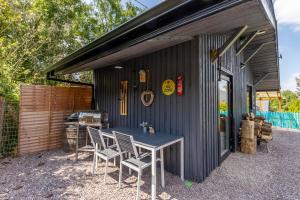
[[218, 72, 234, 163]]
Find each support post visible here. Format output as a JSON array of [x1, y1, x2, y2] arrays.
[[278, 97, 282, 112], [258, 97, 262, 111]]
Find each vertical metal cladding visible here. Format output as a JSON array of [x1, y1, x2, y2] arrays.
[[94, 34, 254, 182], [94, 38, 202, 181], [197, 33, 254, 176]]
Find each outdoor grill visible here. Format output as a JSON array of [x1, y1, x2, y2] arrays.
[[63, 111, 109, 153], [65, 111, 108, 125]]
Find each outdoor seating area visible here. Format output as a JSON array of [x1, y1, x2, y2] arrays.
[[85, 126, 184, 200], [1, 129, 299, 200]]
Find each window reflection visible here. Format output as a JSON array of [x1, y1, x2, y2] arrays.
[[219, 79, 230, 157]]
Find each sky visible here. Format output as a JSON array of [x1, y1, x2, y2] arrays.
[[274, 0, 300, 91], [132, 0, 300, 92]]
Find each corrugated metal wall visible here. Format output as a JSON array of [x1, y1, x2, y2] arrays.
[[232, 49, 255, 150], [94, 38, 203, 181], [94, 34, 254, 182]]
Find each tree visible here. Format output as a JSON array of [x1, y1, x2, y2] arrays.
[[287, 99, 300, 112], [219, 102, 228, 113], [296, 75, 300, 96], [281, 90, 299, 111], [0, 0, 142, 101], [269, 90, 298, 112]]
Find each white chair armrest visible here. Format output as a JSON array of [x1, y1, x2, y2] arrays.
[[108, 144, 117, 149], [137, 152, 151, 160]]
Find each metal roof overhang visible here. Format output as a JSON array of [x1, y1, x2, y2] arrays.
[[46, 0, 280, 91]]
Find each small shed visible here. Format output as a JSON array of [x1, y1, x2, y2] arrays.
[[46, 0, 280, 182]]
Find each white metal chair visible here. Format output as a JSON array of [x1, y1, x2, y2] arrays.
[[87, 127, 120, 183], [113, 131, 164, 200]]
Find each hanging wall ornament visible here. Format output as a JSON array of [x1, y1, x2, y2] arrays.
[[139, 69, 146, 83], [140, 69, 155, 107], [141, 90, 155, 107], [162, 79, 175, 96]]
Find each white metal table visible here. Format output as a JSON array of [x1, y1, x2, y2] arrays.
[[101, 128, 184, 200]]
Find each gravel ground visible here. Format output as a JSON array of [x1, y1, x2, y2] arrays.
[[0, 128, 300, 200]]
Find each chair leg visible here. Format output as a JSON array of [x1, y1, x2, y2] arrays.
[[92, 153, 96, 175], [136, 170, 141, 200], [129, 153, 132, 175], [104, 159, 108, 184], [95, 154, 98, 169], [95, 144, 99, 169], [160, 149, 165, 188], [118, 162, 123, 188]]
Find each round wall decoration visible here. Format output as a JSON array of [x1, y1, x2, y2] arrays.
[[162, 79, 175, 96], [140, 90, 155, 107]]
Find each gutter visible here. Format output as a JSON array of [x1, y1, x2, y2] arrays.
[[46, 72, 95, 109]]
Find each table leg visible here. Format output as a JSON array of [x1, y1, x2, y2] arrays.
[[151, 148, 157, 200], [76, 125, 79, 161], [160, 149, 165, 188], [180, 139, 184, 181]]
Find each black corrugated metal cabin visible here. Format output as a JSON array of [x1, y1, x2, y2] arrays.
[[46, 0, 280, 182]]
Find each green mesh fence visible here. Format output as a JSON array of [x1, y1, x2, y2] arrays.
[[256, 111, 300, 129], [0, 97, 19, 158]]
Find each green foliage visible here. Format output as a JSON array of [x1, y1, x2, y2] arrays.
[[0, 101, 19, 157], [296, 75, 300, 96], [269, 90, 300, 112], [269, 99, 279, 112], [287, 99, 300, 112], [219, 101, 228, 113], [0, 0, 142, 101]]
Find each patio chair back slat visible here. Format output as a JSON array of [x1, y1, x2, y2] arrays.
[[114, 131, 138, 158], [87, 127, 106, 149]]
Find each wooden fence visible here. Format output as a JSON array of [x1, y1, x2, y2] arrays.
[[19, 85, 92, 155]]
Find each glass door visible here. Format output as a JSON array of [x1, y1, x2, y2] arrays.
[[246, 85, 253, 113], [218, 75, 232, 159]]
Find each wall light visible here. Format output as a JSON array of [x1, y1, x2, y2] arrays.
[[114, 66, 123, 69]]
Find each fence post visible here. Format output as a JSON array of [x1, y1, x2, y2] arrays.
[[47, 86, 52, 151], [0, 96, 4, 155], [18, 87, 22, 156]]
